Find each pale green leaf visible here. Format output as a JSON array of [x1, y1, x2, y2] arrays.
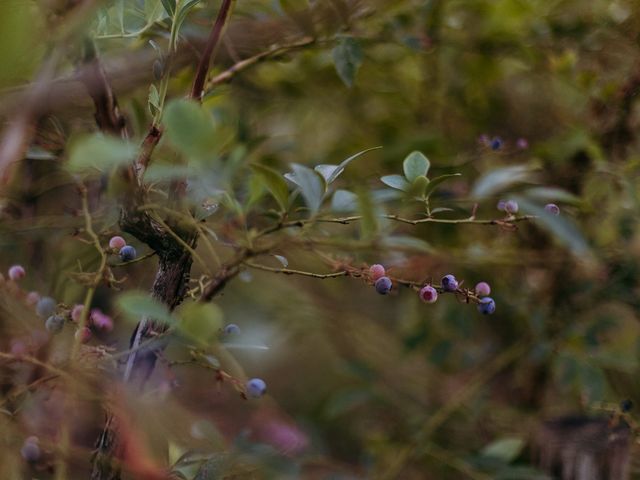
[[403, 151, 430, 181]]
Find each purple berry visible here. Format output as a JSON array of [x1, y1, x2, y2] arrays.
[[516, 138, 529, 149], [36, 297, 56, 318], [477, 297, 496, 315], [119, 245, 137, 262], [544, 203, 560, 215], [90, 309, 114, 332], [369, 264, 386, 281], [497, 200, 506, 211], [71, 304, 84, 323], [441, 274, 458, 292], [504, 200, 519, 214], [419, 285, 438, 303], [25, 291, 40, 306], [75, 327, 92, 344], [246, 378, 267, 398], [475, 282, 491, 297], [8, 265, 25, 281], [375, 276, 392, 295], [45, 315, 64, 333], [20, 438, 41, 462], [109, 236, 127, 250], [224, 323, 241, 335], [490, 137, 502, 150]]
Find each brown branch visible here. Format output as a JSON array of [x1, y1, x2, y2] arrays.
[[190, 0, 236, 100]]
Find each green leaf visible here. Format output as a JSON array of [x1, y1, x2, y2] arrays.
[[117, 291, 174, 325], [356, 188, 377, 240], [68, 134, 136, 172], [314, 164, 340, 181], [381, 235, 433, 253], [481, 437, 525, 463], [326, 146, 382, 184], [381, 174, 410, 191], [163, 99, 217, 160], [177, 302, 223, 346], [409, 175, 429, 198], [148, 84, 160, 116], [514, 196, 590, 256], [423, 173, 462, 199], [403, 151, 430, 181], [174, 0, 201, 41], [250, 164, 289, 211], [287, 163, 326, 213], [471, 165, 534, 198], [332, 37, 363, 88], [331, 189, 358, 212], [524, 186, 581, 205], [160, 0, 175, 16]]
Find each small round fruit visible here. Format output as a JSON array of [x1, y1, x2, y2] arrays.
[[75, 327, 92, 344], [36, 297, 56, 318], [516, 138, 529, 149], [620, 399, 633, 413], [490, 137, 502, 150], [45, 315, 65, 333], [8, 265, 26, 281], [477, 297, 496, 315], [119, 245, 137, 262], [369, 264, 386, 281], [497, 200, 506, 211], [25, 291, 40, 306], [544, 203, 560, 215], [90, 309, 114, 332], [20, 438, 41, 462], [71, 304, 84, 323], [474, 282, 491, 297], [246, 378, 267, 398], [375, 276, 392, 295], [419, 285, 438, 303], [108, 236, 127, 250], [504, 200, 519, 214], [441, 274, 458, 292], [224, 323, 241, 335]]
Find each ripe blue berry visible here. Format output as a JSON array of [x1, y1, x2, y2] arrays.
[[369, 264, 386, 281], [119, 245, 137, 262], [477, 297, 496, 315], [621, 399, 633, 413], [224, 323, 241, 335], [419, 285, 438, 303], [375, 276, 392, 295], [490, 137, 502, 150], [45, 315, 65, 333], [504, 200, 519, 214], [544, 203, 560, 215], [246, 378, 267, 398], [475, 281, 491, 297], [441, 274, 458, 292], [36, 297, 56, 318], [20, 437, 41, 463]]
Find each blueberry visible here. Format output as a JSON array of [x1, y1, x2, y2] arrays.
[[419, 285, 438, 303], [119, 245, 137, 262], [35, 297, 56, 318], [369, 264, 386, 281], [477, 297, 496, 315], [490, 137, 502, 150], [475, 282, 491, 297], [8, 265, 25, 281], [544, 203, 560, 215], [441, 274, 458, 292], [109, 236, 127, 250], [621, 399, 633, 413], [20, 438, 41, 463], [246, 378, 267, 398], [45, 315, 65, 333], [375, 276, 392, 295], [504, 200, 519, 214], [224, 323, 241, 335]]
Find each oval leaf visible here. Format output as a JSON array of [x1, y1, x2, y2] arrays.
[[381, 174, 410, 191], [289, 163, 326, 213], [250, 164, 289, 211], [403, 151, 430, 181]]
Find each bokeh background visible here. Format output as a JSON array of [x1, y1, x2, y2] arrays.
[[1, 0, 640, 478]]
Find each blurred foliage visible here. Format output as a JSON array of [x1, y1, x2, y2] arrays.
[[1, 0, 640, 478]]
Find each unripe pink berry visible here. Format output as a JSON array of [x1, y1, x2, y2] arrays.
[[369, 264, 386, 281], [71, 304, 84, 323], [475, 282, 491, 297], [419, 285, 438, 303], [90, 309, 114, 332], [25, 291, 40, 306], [108, 236, 127, 250], [8, 265, 25, 281], [75, 327, 92, 344]]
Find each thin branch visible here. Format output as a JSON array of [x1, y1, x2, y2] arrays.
[[244, 261, 350, 279]]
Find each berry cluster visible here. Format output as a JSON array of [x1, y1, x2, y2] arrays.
[[109, 236, 137, 262], [368, 265, 496, 315]]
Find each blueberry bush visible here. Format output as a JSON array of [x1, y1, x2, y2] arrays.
[[1, 0, 639, 479]]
